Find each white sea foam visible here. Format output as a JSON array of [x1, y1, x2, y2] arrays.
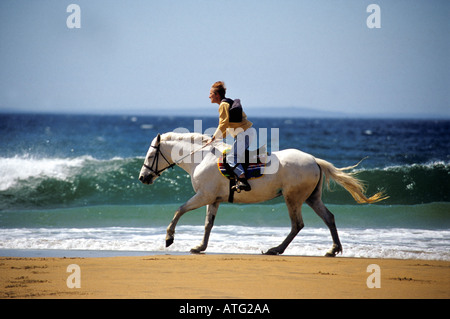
[[349, 160, 450, 173], [0, 155, 135, 191], [382, 161, 449, 171], [1, 226, 448, 260], [0, 156, 90, 191]]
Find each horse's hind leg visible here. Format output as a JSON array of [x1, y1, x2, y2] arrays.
[[265, 195, 304, 255], [306, 196, 342, 257]]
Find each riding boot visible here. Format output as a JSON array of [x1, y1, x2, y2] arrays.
[[232, 164, 251, 192]]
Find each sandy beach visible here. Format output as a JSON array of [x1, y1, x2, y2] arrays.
[[1, 254, 449, 299]]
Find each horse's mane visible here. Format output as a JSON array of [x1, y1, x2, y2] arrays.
[[161, 132, 230, 151], [161, 132, 209, 142]]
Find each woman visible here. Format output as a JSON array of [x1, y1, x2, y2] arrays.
[[206, 81, 255, 191]]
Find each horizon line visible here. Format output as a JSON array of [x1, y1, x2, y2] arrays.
[[1, 106, 449, 120]]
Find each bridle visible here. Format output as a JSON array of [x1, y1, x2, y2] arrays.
[[142, 143, 176, 177], [142, 136, 212, 177]]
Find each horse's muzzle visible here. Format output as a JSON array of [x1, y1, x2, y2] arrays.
[[139, 174, 154, 185]]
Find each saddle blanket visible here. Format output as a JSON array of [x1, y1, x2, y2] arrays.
[[217, 148, 267, 180]]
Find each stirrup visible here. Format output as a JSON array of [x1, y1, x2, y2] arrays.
[[235, 178, 251, 192]]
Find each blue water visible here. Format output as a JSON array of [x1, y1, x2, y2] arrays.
[[0, 113, 449, 259]]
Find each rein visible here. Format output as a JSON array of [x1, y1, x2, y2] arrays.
[[143, 141, 211, 176]]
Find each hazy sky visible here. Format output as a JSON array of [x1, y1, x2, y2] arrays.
[[0, 0, 448, 116]]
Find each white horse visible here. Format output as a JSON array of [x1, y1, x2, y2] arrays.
[[139, 132, 386, 256]]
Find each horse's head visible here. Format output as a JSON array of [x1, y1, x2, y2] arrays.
[[139, 133, 174, 185], [139, 131, 213, 185]]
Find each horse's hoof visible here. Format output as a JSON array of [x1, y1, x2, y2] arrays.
[[263, 249, 280, 255], [190, 248, 202, 254], [325, 244, 342, 257], [325, 247, 342, 257], [166, 238, 174, 247]]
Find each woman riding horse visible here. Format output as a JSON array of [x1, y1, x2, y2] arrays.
[[207, 81, 254, 192]]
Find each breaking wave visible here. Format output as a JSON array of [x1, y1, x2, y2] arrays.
[[0, 156, 448, 210]]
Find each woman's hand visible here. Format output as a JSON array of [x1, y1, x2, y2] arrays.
[[205, 136, 215, 146]]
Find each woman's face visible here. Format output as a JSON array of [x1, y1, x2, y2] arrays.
[[209, 88, 221, 104]]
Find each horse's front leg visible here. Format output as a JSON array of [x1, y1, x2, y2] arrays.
[[190, 202, 219, 254], [166, 193, 211, 248]]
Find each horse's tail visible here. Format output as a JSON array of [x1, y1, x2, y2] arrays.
[[315, 158, 388, 204]]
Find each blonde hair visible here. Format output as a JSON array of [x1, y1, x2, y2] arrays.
[[211, 81, 226, 99]]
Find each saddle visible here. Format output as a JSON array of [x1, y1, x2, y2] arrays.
[[217, 146, 268, 202]]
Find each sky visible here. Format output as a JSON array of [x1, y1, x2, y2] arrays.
[[0, 0, 448, 117]]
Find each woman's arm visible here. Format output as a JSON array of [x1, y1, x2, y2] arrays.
[[212, 101, 230, 141]]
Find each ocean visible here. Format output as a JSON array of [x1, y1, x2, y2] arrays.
[[0, 113, 449, 260]]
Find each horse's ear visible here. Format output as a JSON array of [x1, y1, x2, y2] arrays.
[[156, 133, 161, 144]]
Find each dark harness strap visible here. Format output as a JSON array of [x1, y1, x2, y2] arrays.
[[228, 179, 236, 203], [143, 144, 175, 176]]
